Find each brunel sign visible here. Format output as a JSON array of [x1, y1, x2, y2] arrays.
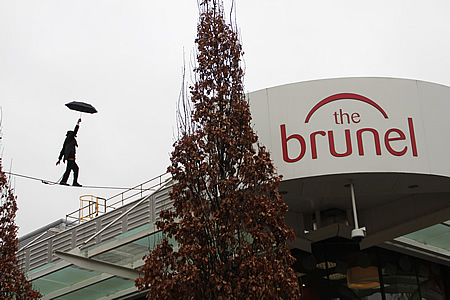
[[280, 93, 418, 163], [248, 78, 450, 180]]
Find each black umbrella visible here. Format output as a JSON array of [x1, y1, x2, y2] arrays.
[[65, 101, 98, 114]]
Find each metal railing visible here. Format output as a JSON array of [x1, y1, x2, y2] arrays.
[[18, 180, 174, 273], [66, 172, 171, 225]]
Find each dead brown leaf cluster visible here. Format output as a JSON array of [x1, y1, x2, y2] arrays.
[[0, 158, 42, 299], [136, 1, 300, 299]]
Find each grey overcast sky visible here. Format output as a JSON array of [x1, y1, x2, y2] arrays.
[[1, 0, 450, 237]]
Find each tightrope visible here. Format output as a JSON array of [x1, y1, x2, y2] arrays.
[[5, 171, 149, 190]]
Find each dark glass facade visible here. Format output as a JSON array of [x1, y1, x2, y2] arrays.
[[291, 238, 449, 299]]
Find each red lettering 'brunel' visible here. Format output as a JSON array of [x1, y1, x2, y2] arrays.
[[305, 93, 389, 123], [280, 117, 418, 163]]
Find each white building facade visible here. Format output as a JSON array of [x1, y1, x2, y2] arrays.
[[249, 77, 450, 298]]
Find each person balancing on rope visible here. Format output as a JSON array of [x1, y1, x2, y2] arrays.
[[56, 118, 82, 187]]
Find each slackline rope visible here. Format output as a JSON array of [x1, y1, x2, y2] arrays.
[[4, 171, 150, 190]]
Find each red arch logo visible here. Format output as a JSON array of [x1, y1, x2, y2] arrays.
[[304, 93, 389, 123]]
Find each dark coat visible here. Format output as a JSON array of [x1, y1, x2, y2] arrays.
[[59, 124, 79, 162]]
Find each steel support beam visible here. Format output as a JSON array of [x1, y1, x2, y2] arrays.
[[54, 251, 139, 280]]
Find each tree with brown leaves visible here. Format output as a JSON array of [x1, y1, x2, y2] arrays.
[[136, 1, 300, 299], [0, 155, 41, 297]]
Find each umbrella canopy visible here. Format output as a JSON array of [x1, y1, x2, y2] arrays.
[[65, 101, 98, 114]]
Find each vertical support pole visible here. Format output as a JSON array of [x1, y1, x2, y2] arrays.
[[79, 197, 82, 223], [350, 182, 359, 229], [376, 249, 387, 300]]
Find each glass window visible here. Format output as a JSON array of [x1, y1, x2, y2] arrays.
[[292, 238, 383, 299], [290, 238, 449, 300]]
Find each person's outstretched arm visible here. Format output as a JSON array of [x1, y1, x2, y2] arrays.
[[74, 118, 81, 135]]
